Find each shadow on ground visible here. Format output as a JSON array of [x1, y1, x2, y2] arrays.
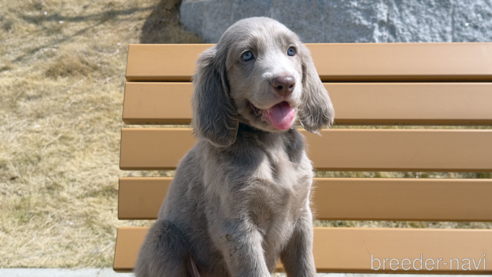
[[140, 0, 201, 43]]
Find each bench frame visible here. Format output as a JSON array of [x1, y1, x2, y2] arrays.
[[114, 43, 492, 274]]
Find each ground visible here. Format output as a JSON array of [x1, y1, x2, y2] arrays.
[[0, 0, 200, 268], [0, 0, 490, 268]]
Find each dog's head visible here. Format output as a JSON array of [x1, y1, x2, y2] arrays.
[[192, 17, 335, 147]]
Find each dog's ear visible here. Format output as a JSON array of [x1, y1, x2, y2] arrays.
[[191, 46, 238, 147], [297, 44, 335, 134]]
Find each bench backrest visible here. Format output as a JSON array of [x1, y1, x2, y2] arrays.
[[114, 43, 492, 274]]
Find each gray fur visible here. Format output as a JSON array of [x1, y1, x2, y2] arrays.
[[135, 17, 335, 277]]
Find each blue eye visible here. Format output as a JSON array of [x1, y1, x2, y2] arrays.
[[287, 47, 296, 56], [241, 51, 254, 61]]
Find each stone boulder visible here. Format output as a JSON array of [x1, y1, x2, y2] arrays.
[[179, 0, 492, 43]]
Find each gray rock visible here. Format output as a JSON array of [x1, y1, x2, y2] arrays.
[[179, 0, 492, 43], [271, 0, 328, 42], [180, 0, 273, 43], [180, 0, 389, 43], [273, 0, 389, 43], [453, 0, 492, 42], [322, 0, 388, 42], [387, 0, 453, 42], [179, 1, 207, 41]]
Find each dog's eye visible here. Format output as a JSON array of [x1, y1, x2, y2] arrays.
[[241, 51, 254, 61], [287, 47, 296, 56]]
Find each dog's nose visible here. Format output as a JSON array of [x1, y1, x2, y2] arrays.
[[272, 75, 295, 96]]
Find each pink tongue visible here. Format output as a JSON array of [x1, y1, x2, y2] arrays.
[[267, 102, 295, 130]]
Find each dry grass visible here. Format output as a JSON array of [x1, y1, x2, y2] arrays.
[[0, 0, 199, 268], [0, 0, 490, 269]]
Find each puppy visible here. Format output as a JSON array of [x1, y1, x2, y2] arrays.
[[134, 17, 335, 277]]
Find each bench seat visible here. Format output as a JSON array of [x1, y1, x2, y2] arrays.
[[114, 227, 492, 273], [115, 43, 492, 274], [123, 82, 492, 125], [118, 177, 492, 222]]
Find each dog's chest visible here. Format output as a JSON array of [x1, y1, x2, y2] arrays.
[[247, 144, 312, 230]]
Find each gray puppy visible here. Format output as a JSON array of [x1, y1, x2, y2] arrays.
[[134, 17, 335, 277]]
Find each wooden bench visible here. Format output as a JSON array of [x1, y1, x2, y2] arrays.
[[114, 43, 492, 274]]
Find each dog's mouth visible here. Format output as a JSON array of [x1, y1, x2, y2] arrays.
[[250, 101, 295, 130]]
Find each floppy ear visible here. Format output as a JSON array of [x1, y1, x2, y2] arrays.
[[191, 46, 238, 147], [297, 44, 335, 134]]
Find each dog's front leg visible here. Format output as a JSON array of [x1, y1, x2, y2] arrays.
[[280, 209, 316, 277], [219, 220, 271, 277]]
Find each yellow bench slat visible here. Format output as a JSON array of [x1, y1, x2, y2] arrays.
[[123, 82, 492, 125], [119, 129, 492, 172], [113, 227, 492, 273], [118, 177, 492, 221], [126, 43, 492, 82]]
